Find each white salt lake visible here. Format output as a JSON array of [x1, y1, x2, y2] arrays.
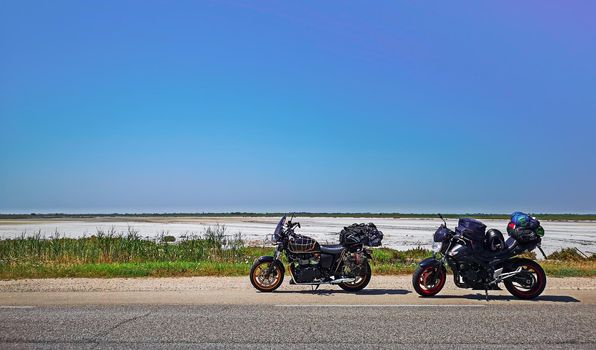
[[1, 217, 595, 255]]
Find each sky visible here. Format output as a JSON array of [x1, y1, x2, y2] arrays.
[[1, 1, 595, 214]]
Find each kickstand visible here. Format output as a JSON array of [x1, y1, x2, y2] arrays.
[[311, 285, 320, 292], [485, 289, 489, 302]]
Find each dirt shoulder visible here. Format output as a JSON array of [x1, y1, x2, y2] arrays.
[[0, 276, 594, 306], [1, 276, 594, 293]]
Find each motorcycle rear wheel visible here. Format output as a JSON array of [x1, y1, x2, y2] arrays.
[[338, 261, 371, 292], [503, 259, 546, 300]]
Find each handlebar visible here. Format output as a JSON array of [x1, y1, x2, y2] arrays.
[[283, 221, 300, 239]]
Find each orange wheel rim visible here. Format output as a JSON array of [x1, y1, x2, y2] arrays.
[[253, 262, 281, 290]]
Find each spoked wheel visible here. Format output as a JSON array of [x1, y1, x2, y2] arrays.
[[249, 260, 284, 292], [503, 259, 546, 300], [412, 265, 446, 297], [338, 261, 372, 292]]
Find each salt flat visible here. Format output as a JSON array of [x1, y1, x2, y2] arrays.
[[1, 216, 594, 255]]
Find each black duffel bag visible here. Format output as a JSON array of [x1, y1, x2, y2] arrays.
[[509, 227, 540, 243], [339, 223, 383, 247]]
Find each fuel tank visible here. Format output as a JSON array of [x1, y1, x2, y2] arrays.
[[447, 243, 474, 262]]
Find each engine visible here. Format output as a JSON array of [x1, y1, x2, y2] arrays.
[[293, 266, 322, 283], [455, 262, 490, 287], [290, 253, 322, 283]]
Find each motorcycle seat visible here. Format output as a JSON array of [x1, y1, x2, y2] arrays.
[[505, 237, 519, 250], [477, 238, 521, 265], [320, 244, 344, 255]]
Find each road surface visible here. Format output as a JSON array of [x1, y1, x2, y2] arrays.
[[1, 276, 594, 349]]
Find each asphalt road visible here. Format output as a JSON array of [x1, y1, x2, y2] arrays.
[[1, 276, 595, 349], [0, 304, 594, 349]]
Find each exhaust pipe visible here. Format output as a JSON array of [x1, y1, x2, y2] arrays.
[[329, 278, 357, 284]]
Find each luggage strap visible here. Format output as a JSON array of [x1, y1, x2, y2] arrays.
[[537, 246, 547, 259]]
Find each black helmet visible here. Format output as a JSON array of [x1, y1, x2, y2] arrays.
[[485, 229, 505, 252]]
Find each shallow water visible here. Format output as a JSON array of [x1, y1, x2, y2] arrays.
[[1, 217, 594, 255]]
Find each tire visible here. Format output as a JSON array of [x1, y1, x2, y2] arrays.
[[412, 264, 446, 297], [338, 261, 372, 292], [249, 260, 284, 292], [503, 259, 546, 300]]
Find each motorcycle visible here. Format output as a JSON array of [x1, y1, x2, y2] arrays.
[[412, 214, 547, 300], [249, 214, 376, 292]]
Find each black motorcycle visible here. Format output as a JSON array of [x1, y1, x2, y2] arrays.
[[412, 214, 547, 300], [249, 214, 381, 292]]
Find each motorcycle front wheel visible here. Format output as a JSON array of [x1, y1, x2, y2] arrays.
[[412, 264, 446, 297], [503, 259, 546, 300], [249, 260, 284, 292], [338, 261, 371, 292]]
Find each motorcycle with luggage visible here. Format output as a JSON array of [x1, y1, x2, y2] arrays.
[[249, 214, 383, 292], [412, 212, 547, 299]]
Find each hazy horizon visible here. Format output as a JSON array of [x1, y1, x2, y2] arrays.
[[2, 210, 595, 216]]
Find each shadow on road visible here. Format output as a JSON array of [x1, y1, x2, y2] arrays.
[[274, 288, 411, 296], [431, 294, 580, 303]]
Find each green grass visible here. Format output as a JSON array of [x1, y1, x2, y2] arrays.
[[1, 228, 594, 279], [0, 261, 250, 279], [2, 260, 593, 279], [540, 261, 596, 277], [0, 225, 248, 265]]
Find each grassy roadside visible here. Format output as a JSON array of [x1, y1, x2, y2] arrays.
[[1, 259, 594, 279], [1, 228, 594, 279], [1, 246, 594, 279]]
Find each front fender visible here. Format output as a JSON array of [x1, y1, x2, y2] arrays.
[[418, 257, 443, 269], [254, 255, 286, 275]]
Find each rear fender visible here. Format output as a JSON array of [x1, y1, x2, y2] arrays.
[[255, 255, 285, 275], [502, 257, 535, 271]]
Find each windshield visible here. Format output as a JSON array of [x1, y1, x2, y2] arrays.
[[273, 215, 286, 238]]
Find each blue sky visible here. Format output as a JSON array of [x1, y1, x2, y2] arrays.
[[1, 1, 595, 213]]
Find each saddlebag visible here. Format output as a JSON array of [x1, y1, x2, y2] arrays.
[[339, 223, 383, 247]]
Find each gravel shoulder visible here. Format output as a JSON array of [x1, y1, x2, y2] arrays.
[[1, 275, 595, 292], [1, 276, 594, 306]]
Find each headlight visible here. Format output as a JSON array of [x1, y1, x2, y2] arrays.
[[432, 241, 442, 253]]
